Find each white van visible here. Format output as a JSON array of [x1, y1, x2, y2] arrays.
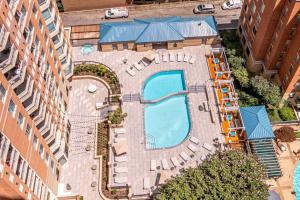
[[105, 8, 129, 19], [222, 0, 242, 10]]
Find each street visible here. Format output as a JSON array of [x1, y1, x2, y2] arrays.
[[61, 0, 241, 29]]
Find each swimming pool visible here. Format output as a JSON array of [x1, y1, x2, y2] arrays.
[[294, 161, 300, 200], [81, 44, 93, 55], [143, 70, 191, 149]]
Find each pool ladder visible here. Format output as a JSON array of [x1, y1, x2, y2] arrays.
[[146, 134, 156, 149]]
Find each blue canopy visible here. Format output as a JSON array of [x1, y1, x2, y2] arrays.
[[240, 106, 275, 140], [99, 16, 218, 44]]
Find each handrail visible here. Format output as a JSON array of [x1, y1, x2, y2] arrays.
[[140, 90, 188, 104]]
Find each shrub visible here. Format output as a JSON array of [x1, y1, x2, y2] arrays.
[[268, 109, 282, 122], [108, 108, 127, 125], [274, 126, 296, 142], [237, 90, 260, 107], [232, 66, 249, 88], [278, 106, 296, 121], [158, 150, 268, 200]]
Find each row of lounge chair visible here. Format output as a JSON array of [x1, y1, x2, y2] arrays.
[[150, 137, 213, 171], [126, 52, 196, 76]]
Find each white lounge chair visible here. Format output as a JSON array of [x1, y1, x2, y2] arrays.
[[203, 143, 213, 151], [171, 157, 180, 167], [188, 144, 197, 153], [162, 159, 170, 170], [169, 53, 175, 62], [154, 54, 160, 64], [114, 167, 128, 173], [115, 155, 127, 163], [95, 102, 104, 110], [150, 160, 156, 171], [190, 136, 199, 145], [133, 62, 143, 71], [189, 56, 196, 64], [177, 53, 183, 62], [114, 176, 128, 184], [162, 53, 168, 62], [180, 152, 190, 162], [143, 177, 150, 189], [183, 53, 190, 62], [200, 155, 206, 161], [114, 128, 126, 134], [126, 67, 136, 76]]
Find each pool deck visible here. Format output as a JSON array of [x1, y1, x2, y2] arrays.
[[72, 45, 224, 196]]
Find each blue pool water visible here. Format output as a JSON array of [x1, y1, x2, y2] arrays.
[[143, 70, 190, 149], [143, 70, 186, 101], [81, 44, 93, 55], [294, 161, 300, 200]]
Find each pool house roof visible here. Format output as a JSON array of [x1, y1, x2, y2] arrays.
[[240, 106, 275, 140], [99, 16, 218, 44]]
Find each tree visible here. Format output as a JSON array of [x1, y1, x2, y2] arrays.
[[250, 76, 281, 106], [232, 66, 249, 87], [157, 150, 269, 200], [274, 126, 296, 142], [278, 106, 296, 121], [237, 90, 260, 106]]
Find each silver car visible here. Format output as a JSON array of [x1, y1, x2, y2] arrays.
[[193, 4, 216, 14]]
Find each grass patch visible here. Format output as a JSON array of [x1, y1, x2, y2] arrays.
[[295, 131, 300, 138]]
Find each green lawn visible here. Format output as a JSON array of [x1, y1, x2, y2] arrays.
[[296, 131, 300, 138]]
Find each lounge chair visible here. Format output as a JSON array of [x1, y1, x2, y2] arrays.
[[183, 53, 190, 62], [190, 136, 199, 145], [114, 167, 128, 173], [161, 159, 170, 170], [150, 160, 156, 171], [188, 144, 197, 153], [162, 53, 168, 62], [177, 53, 183, 62], [95, 102, 104, 110], [126, 67, 136, 76], [114, 176, 128, 184], [143, 177, 150, 189], [133, 62, 143, 71], [154, 54, 160, 64], [203, 143, 213, 151], [180, 152, 190, 162], [114, 128, 126, 134], [200, 155, 206, 161], [171, 157, 180, 167], [169, 53, 175, 62], [115, 155, 127, 163], [189, 55, 196, 64]]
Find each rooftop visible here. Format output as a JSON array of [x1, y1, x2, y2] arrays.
[[99, 16, 218, 44]]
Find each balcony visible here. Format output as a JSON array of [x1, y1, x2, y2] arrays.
[[46, 123, 56, 143], [7, 61, 27, 89], [32, 100, 46, 125], [38, 112, 51, 135], [1, 46, 19, 74], [0, 25, 9, 52], [22, 89, 40, 114], [17, 76, 34, 102], [54, 139, 68, 165]]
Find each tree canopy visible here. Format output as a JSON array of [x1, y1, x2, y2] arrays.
[[157, 150, 269, 200]]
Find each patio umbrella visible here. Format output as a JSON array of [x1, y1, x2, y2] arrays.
[[113, 139, 128, 156]]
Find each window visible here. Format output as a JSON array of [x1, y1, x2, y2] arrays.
[[252, 26, 257, 35], [39, 144, 44, 158], [260, 0, 265, 14], [248, 15, 252, 24], [17, 113, 24, 128], [251, 2, 256, 14], [38, 20, 43, 30], [52, 35, 60, 45], [8, 100, 16, 116], [47, 22, 56, 33], [244, 4, 248, 12], [32, 4, 37, 14], [45, 153, 49, 165], [25, 124, 31, 138], [42, 9, 51, 20], [256, 14, 261, 25], [0, 84, 6, 102], [32, 135, 38, 150], [56, 46, 63, 56], [44, 33, 48, 42], [246, 47, 250, 56]]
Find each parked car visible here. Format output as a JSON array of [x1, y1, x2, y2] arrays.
[[105, 8, 129, 19], [221, 0, 242, 10], [193, 4, 216, 14]]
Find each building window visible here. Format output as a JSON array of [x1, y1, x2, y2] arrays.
[[38, 20, 43, 30], [0, 84, 6, 102], [17, 113, 24, 128], [32, 135, 38, 150], [251, 2, 256, 14], [25, 124, 31, 138], [45, 153, 49, 165], [256, 14, 261, 25], [260, 0, 265, 14], [244, 4, 248, 12], [246, 47, 250, 56], [47, 22, 56, 33], [268, 45, 273, 55], [42, 9, 51, 20], [252, 26, 257, 35], [39, 144, 44, 158], [242, 36, 246, 45], [8, 100, 16, 116], [248, 15, 252, 24], [52, 35, 60, 45], [32, 4, 37, 14]]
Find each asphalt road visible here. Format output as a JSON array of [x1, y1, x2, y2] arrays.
[[61, 0, 241, 29]]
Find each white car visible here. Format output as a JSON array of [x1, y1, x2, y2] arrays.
[[222, 0, 242, 10], [193, 4, 215, 14], [105, 8, 129, 19]]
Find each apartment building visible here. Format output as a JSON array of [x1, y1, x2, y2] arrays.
[[237, 0, 300, 105], [0, 0, 73, 199]]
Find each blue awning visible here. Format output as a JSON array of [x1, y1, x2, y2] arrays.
[[240, 106, 275, 140]]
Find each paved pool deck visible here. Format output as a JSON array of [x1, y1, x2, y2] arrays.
[[71, 45, 225, 197]]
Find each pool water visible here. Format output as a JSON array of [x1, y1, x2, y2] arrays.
[[81, 44, 93, 55], [294, 161, 300, 200], [143, 70, 186, 101], [143, 70, 191, 149]]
